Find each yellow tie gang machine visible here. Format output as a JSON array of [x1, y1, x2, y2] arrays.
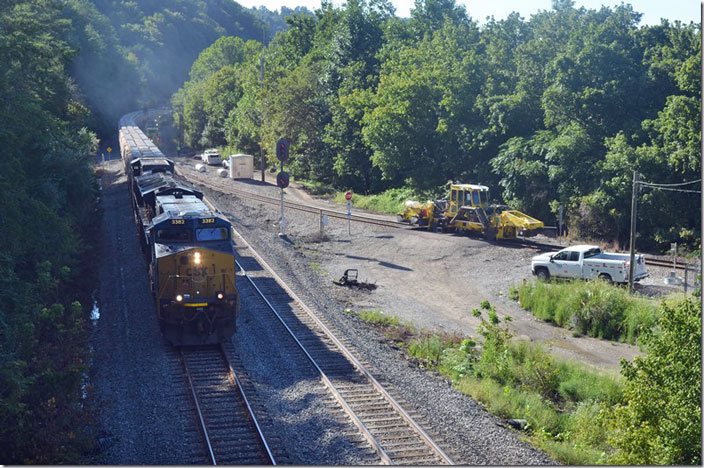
[[397, 184, 544, 240]]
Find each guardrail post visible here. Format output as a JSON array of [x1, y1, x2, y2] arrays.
[[319, 209, 323, 238]]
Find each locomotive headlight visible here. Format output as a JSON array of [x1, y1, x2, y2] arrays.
[[216, 292, 224, 300], [193, 252, 201, 264], [176, 294, 183, 302]]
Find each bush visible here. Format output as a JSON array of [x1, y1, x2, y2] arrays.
[[334, 187, 438, 214], [518, 280, 659, 343], [605, 297, 701, 465]]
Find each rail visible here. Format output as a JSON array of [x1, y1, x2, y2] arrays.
[[180, 345, 276, 465]]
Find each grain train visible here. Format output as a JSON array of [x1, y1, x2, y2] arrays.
[[118, 111, 239, 346]]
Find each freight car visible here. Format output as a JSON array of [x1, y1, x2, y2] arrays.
[[118, 111, 239, 346]]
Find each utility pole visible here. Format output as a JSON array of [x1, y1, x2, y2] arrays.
[[260, 50, 265, 183], [628, 171, 639, 293]]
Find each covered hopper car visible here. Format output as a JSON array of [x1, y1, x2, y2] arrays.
[[118, 112, 239, 346]]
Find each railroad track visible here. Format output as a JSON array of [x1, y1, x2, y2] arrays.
[[174, 164, 410, 230], [226, 218, 454, 465], [178, 343, 276, 465]]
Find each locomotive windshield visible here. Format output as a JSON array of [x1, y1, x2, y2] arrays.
[[196, 227, 229, 241], [157, 229, 191, 242]]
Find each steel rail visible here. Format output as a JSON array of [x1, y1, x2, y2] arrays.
[[180, 346, 276, 466], [186, 163, 688, 274], [236, 256, 395, 465], [202, 195, 452, 464], [220, 345, 277, 465], [174, 166, 409, 230], [180, 350, 218, 465]]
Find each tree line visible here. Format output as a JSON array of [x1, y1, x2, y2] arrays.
[[174, 0, 701, 252], [0, 0, 271, 461]]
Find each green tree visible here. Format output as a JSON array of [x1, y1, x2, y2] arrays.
[[606, 298, 701, 465]]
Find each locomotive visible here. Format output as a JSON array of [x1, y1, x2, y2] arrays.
[[118, 113, 239, 346]]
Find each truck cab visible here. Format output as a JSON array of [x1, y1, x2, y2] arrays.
[[202, 149, 221, 165]]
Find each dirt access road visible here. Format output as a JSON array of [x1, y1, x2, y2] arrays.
[[175, 157, 682, 372]]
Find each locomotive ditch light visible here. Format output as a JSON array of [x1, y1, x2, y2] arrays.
[[216, 292, 224, 300], [193, 251, 201, 264], [176, 294, 183, 302]]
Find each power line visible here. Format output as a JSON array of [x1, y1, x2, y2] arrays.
[[640, 186, 701, 194], [638, 178, 701, 187]]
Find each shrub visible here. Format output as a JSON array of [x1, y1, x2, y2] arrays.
[[605, 297, 701, 465]]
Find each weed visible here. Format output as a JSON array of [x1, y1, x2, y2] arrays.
[[518, 279, 659, 343]]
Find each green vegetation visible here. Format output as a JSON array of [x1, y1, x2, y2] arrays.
[[334, 187, 429, 214], [607, 297, 701, 464], [517, 280, 660, 343], [174, 0, 700, 251], [0, 0, 103, 462], [350, 298, 701, 465]]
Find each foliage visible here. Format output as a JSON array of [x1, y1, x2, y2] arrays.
[[518, 279, 659, 343], [604, 297, 701, 465], [174, 0, 699, 250], [352, 299, 625, 464], [334, 186, 434, 213], [0, 0, 103, 462]]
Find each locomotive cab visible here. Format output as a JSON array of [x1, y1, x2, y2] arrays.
[[148, 197, 238, 345]]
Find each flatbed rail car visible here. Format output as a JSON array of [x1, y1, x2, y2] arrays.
[[118, 112, 239, 346]]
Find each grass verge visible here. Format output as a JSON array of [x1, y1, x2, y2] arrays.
[[515, 280, 663, 344], [334, 187, 435, 214], [346, 302, 622, 465]]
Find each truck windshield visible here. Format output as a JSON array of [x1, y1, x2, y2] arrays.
[[196, 227, 229, 241]]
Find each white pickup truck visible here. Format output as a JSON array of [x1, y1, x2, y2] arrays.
[[531, 245, 648, 283]]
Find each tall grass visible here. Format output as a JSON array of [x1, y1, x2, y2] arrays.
[[518, 280, 659, 344], [333, 187, 436, 214]]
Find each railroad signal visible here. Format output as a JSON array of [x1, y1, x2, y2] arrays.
[[276, 138, 289, 162], [276, 171, 289, 188], [345, 191, 352, 201]]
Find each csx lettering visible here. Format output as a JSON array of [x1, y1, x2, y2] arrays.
[[186, 267, 208, 276]]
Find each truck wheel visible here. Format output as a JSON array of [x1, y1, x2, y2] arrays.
[[598, 273, 613, 284], [536, 268, 550, 281]]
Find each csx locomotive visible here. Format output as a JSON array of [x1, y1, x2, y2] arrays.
[[118, 112, 239, 346]]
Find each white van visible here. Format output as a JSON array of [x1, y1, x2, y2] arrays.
[[201, 149, 221, 165]]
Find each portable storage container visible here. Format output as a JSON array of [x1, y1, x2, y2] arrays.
[[228, 154, 254, 179]]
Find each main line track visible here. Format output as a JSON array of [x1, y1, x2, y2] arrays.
[[178, 343, 276, 465], [231, 226, 454, 465], [175, 164, 407, 230]]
